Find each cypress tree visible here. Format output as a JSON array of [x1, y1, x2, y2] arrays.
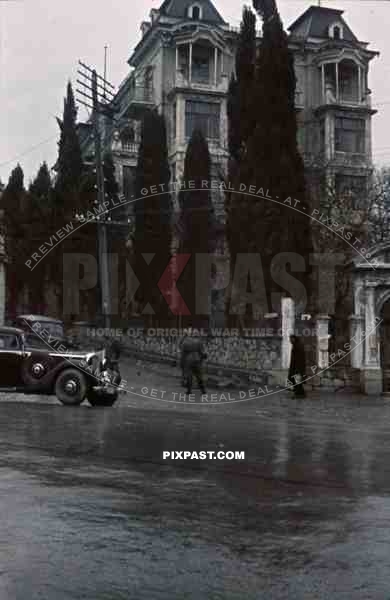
[[227, 6, 257, 167], [28, 162, 53, 312], [133, 109, 172, 323], [2, 165, 27, 319], [29, 161, 52, 205], [251, 0, 312, 307], [53, 82, 97, 319], [178, 129, 214, 327], [227, 0, 313, 326], [226, 6, 258, 327], [54, 81, 84, 210]]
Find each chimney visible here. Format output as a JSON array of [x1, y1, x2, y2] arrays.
[[150, 9, 159, 23], [141, 21, 151, 37]]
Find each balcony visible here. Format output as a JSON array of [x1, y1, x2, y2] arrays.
[[122, 85, 155, 118], [172, 69, 229, 94], [318, 59, 373, 111]]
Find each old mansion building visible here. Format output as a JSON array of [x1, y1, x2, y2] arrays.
[[78, 0, 378, 220], [77, 1, 390, 396]]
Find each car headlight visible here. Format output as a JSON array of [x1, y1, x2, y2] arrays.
[[101, 370, 112, 384]]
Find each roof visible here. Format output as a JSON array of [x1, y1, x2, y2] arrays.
[[16, 315, 63, 324], [288, 6, 358, 42], [0, 326, 25, 335], [159, 0, 226, 24]]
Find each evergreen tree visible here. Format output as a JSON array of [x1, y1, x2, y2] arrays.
[[4, 164, 24, 199], [133, 109, 172, 323], [178, 129, 214, 326], [2, 165, 28, 319], [227, 0, 313, 326], [27, 162, 53, 313], [54, 81, 84, 210], [29, 161, 52, 205], [227, 6, 257, 166], [52, 82, 97, 319]]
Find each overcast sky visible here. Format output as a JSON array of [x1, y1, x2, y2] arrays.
[[0, 0, 389, 184]]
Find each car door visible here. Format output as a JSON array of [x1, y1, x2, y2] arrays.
[[0, 333, 24, 387]]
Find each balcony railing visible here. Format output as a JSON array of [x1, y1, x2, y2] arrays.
[[128, 85, 155, 105], [320, 86, 372, 108], [173, 70, 229, 93], [121, 141, 139, 155]]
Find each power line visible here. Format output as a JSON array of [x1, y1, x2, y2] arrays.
[[0, 134, 57, 169]]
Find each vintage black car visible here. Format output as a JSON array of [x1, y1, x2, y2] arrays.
[[0, 326, 121, 407], [14, 314, 77, 350]]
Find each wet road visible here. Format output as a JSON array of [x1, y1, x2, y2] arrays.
[[2, 368, 390, 598]]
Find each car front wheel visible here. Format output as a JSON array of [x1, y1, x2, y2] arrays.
[[54, 368, 87, 406]]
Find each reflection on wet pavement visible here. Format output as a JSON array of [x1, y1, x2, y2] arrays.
[[1, 395, 390, 598]]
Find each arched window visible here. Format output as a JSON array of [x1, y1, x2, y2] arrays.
[[188, 4, 202, 20], [329, 23, 343, 40], [120, 126, 135, 150]]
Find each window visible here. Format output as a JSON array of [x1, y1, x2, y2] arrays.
[[329, 23, 343, 39], [339, 60, 359, 103], [120, 126, 135, 151], [192, 51, 210, 83], [0, 334, 20, 350], [320, 119, 325, 154], [335, 117, 365, 154], [189, 4, 202, 19], [333, 26, 341, 40], [173, 103, 177, 140], [123, 166, 135, 202], [144, 67, 153, 100], [185, 100, 220, 139], [31, 321, 64, 338]]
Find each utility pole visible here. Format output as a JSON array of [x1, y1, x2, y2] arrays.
[[103, 46, 108, 101], [91, 69, 111, 329], [76, 61, 115, 329]]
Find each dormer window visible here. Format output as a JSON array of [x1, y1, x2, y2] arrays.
[[188, 4, 202, 20], [329, 23, 343, 40]]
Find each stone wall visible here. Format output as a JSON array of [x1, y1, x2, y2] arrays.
[[120, 334, 282, 372], [74, 324, 283, 376]]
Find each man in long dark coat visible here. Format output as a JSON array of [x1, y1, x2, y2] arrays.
[[180, 332, 207, 395], [288, 335, 306, 397]]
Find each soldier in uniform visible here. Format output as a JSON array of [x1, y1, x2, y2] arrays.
[[288, 335, 306, 397], [180, 330, 207, 395]]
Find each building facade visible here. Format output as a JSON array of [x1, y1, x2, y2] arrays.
[[77, 1, 385, 393], [79, 1, 378, 223]]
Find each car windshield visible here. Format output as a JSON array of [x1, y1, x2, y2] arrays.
[[0, 334, 20, 349], [30, 322, 64, 338]]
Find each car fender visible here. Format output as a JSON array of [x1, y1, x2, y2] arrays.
[[22, 354, 92, 390]]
